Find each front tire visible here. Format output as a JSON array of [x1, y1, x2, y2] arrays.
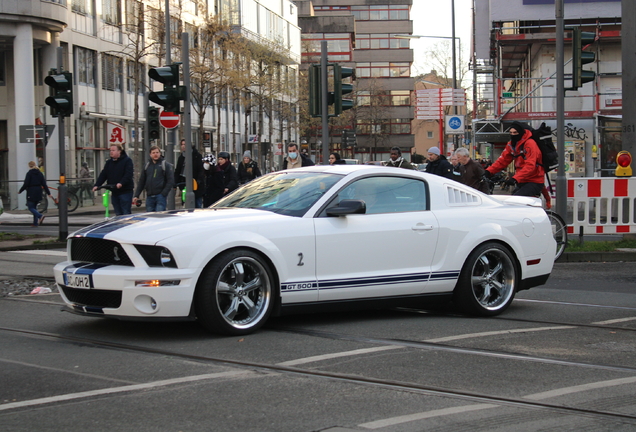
[[195, 249, 275, 335], [453, 243, 518, 316]]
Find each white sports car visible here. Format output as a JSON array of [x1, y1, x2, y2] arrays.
[[54, 166, 555, 335]]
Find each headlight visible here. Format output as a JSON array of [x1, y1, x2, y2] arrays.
[[135, 245, 178, 268]]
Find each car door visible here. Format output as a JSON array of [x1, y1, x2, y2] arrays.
[[313, 176, 439, 301]]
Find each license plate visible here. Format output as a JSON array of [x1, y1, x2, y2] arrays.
[[64, 272, 93, 289]]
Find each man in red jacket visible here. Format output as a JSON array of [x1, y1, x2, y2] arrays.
[[484, 121, 545, 197]]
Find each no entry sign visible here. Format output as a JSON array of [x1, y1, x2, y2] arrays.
[[159, 110, 180, 129]]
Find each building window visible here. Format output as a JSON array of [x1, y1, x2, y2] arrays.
[[356, 62, 411, 78], [357, 118, 411, 135], [427, 131, 434, 139], [356, 34, 410, 50], [103, 0, 121, 25], [301, 33, 352, 63], [126, 61, 144, 94], [72, 0, 92, 15], [149, 7, 164, 41], [357, 90, 410, 106], [125, 0, 143, 34], [351, 5, 409, 21], [0, 53, 5, 86], [75, 46, 96, 86], [102, 54, 123, 91]]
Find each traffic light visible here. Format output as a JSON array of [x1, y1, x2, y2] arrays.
[[44, 69, 73, 117], [309, 65, 321, 117], [148, 106, 160, 141], [334, 65, 354, 115], [148, 63, 186, 113], [615, 151, 632, 177], [570, 28, 596, 90]]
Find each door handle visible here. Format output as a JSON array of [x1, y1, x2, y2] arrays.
[[412, 223, 434, 231]]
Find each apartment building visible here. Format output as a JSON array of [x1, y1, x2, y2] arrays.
[[296, 0, 414, 162], [0, 0, 300, 209]]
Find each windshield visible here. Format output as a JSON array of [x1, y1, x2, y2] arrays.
[[211, 171, 343, 216]]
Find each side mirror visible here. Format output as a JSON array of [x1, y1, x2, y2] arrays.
[[326, 199, 366, 216]]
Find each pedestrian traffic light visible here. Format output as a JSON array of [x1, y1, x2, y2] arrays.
[[148, 106, 160, 140], [570, 28, 596, 90], [309, 65, 321, 117], [148, 63, 186, 114], [615, 151, 632, 177], [334, 65, 354, 115], [44, 69, 73, 117]]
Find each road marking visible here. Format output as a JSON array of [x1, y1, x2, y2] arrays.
[[592, 317, 636, 325], [11, 250, 67, 257], [277, 346, 402, 366], [0, 358, 135, 384], [0, 370, 251, 412], [422, 326, 575, 343], [523, 376, 636, 400], [359, 404, 499, 429], [358, 376, 636, 429]]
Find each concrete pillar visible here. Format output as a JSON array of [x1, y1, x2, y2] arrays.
[[42, 33, 61, 184], [12, 24, 36, 209]]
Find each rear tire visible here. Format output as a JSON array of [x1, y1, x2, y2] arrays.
[[546, 211, 567, 261], [194, 249, 275, 335], [67, 192, 80, 213], [453, 242, 518, 316]]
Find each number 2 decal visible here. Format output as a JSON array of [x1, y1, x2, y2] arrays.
[[297, 253, 304, 266]]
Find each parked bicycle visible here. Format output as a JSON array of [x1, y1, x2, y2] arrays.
[[37, 185, 80, 213], [538, 186, 568, 261]]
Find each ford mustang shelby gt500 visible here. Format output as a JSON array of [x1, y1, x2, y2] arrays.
[[54, 165, 555, 335]]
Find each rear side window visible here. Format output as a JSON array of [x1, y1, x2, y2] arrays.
[[338, 176, 428, 214]]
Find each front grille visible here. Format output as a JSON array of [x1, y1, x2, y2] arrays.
[[60, 286, 122, 309], [70, 237, 133, 266]]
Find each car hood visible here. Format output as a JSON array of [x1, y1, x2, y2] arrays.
[[70, 208, 288, 244]]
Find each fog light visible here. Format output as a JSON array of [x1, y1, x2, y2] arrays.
[[134, 295, 159, 314]]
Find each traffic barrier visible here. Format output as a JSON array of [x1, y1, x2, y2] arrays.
[[567, 177, 636, 235]]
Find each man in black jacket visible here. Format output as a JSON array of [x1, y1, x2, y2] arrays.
[[282, 142, 314, 169], [93, 144, 134, 215], [133, 146, 175, 211], [424, 146, 455, 180]]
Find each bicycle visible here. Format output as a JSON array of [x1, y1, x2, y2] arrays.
[[37, 186, 80, 214], [539, 186, 568, 261]]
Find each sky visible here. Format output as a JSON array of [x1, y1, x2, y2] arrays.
[[410, 0, 474, 81]]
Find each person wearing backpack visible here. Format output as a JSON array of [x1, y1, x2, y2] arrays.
[[133, 145, 174, 212], [483, 121, 545, 197]]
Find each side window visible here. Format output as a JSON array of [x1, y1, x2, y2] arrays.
[[339, 177, 428, 214]]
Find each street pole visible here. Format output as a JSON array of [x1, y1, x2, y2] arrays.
[[164, 0, 176, 209], [56, 47, 68, 241], [556, 0, 567, 221], [321, 41, 329, 166], [622, 0, 636, 156], [183, 33, 194, 209], [451, 0, 458, 151]]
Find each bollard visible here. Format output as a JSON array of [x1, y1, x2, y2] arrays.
[[102, 190, 110, 219]]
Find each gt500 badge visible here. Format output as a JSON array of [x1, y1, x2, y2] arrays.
[[282, 282, 316, 291]]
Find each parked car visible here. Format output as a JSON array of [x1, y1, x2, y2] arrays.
[[54, 166, 555, 335], [343, 159, 360, 165]]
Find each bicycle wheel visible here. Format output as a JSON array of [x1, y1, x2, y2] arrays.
[[67, 192, 80, 213], [37, 196, 48, 213], [546, 210, 567, 261]]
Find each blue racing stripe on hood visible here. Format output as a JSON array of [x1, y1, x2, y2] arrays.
[[73, 216, 149, 239]]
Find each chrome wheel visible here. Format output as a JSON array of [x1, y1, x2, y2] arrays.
[[546, 211, 567, 261], [454, 243, 517, 316], [195, 250, 274, 335]]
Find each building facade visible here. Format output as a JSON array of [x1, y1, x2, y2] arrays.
[[472, 0, 622, 177], [296, 0, 414, 162], [0, 0, 300, 209]]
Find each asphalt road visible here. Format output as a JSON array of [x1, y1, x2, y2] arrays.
[[1, 252, 636, 431]]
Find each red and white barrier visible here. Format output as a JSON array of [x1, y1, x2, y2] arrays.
[[566, 178, 636, 235]]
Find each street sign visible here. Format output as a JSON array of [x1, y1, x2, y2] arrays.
[[445, 115, 465, 134], [19, 125, 55, 143], [159, 110, 180, 129]]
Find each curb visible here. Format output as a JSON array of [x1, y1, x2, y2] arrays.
[[557, 251, 636, 263], [0, 241, 66, 252]]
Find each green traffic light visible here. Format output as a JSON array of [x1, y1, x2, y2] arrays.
[[570, 28, 596, 90], [148, 63, 185, 113]]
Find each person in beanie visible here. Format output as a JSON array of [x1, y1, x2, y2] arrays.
[[237, 150, 262, 185], [19, 160, 52, 227], [483, 121, 545, 197], [384, 147, 415, 169], [424, 146, 455, 179], [93, 144, 134, 215], [206, 151, 239, 205]]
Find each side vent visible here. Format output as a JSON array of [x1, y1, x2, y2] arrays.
[[446, 185, 481, 206]]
